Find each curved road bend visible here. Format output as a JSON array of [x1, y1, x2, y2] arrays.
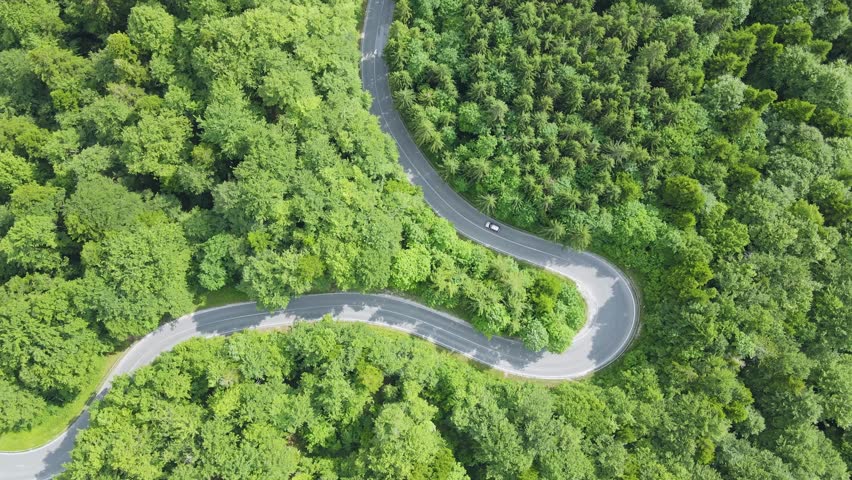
[[0, 0, 638, 477], [1, 291, 636, 479], [360, 0, 638, 376]]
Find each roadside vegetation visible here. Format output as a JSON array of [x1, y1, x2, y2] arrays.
[[0, 0, 585, 442], [387, 0, 852, 476], [62, 322, 612, 479], [0, 352, 119, 451], [0, 287, 239, 451]]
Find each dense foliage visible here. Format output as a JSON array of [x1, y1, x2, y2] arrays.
[[59, 322, 715, 479], [63, 321, 851, 479], [0, 0, 584, 435], [388, 0, 852, 476]]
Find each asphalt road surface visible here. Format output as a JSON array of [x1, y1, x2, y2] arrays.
[[0, 0, 638, 477]]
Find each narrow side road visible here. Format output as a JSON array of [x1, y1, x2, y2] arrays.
[[0, 0, 639, 477]]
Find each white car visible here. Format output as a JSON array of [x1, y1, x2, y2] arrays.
[[485, 221, 500, 232]]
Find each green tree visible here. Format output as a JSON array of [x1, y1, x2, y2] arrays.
[[0, 377, 48, 431], [241, 249, 320, 309], [127, 3, 176, 55], [0, 151, 35, 201], [663, 175, 706, 213], [120, 108, 194, 190], [82, 222, 193, 340], [195, 233, 243, 292], [361, 395, 466, 479], [0, 0, 64, 49], [390, 245, 431, 291], [257, 61, 321, 115], [64, 175, 144, 243], [0, 275, 106, 401], [0, 214, 64, 273]]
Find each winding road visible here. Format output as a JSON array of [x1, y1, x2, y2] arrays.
[[0, 0, 639, 477]]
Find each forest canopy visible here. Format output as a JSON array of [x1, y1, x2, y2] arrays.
[[0, 0, 584, 436], [387, 0, 852, 476], [61, 323, 611, 479], [0, 0, 850, 477]]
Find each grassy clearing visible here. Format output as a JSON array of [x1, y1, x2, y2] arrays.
[[0, 352, 121, 451], [196, 286, 251, 310]]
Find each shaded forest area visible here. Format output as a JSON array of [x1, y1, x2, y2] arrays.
[[387, 0, 852, 476], [0, 0, 585, 436]]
